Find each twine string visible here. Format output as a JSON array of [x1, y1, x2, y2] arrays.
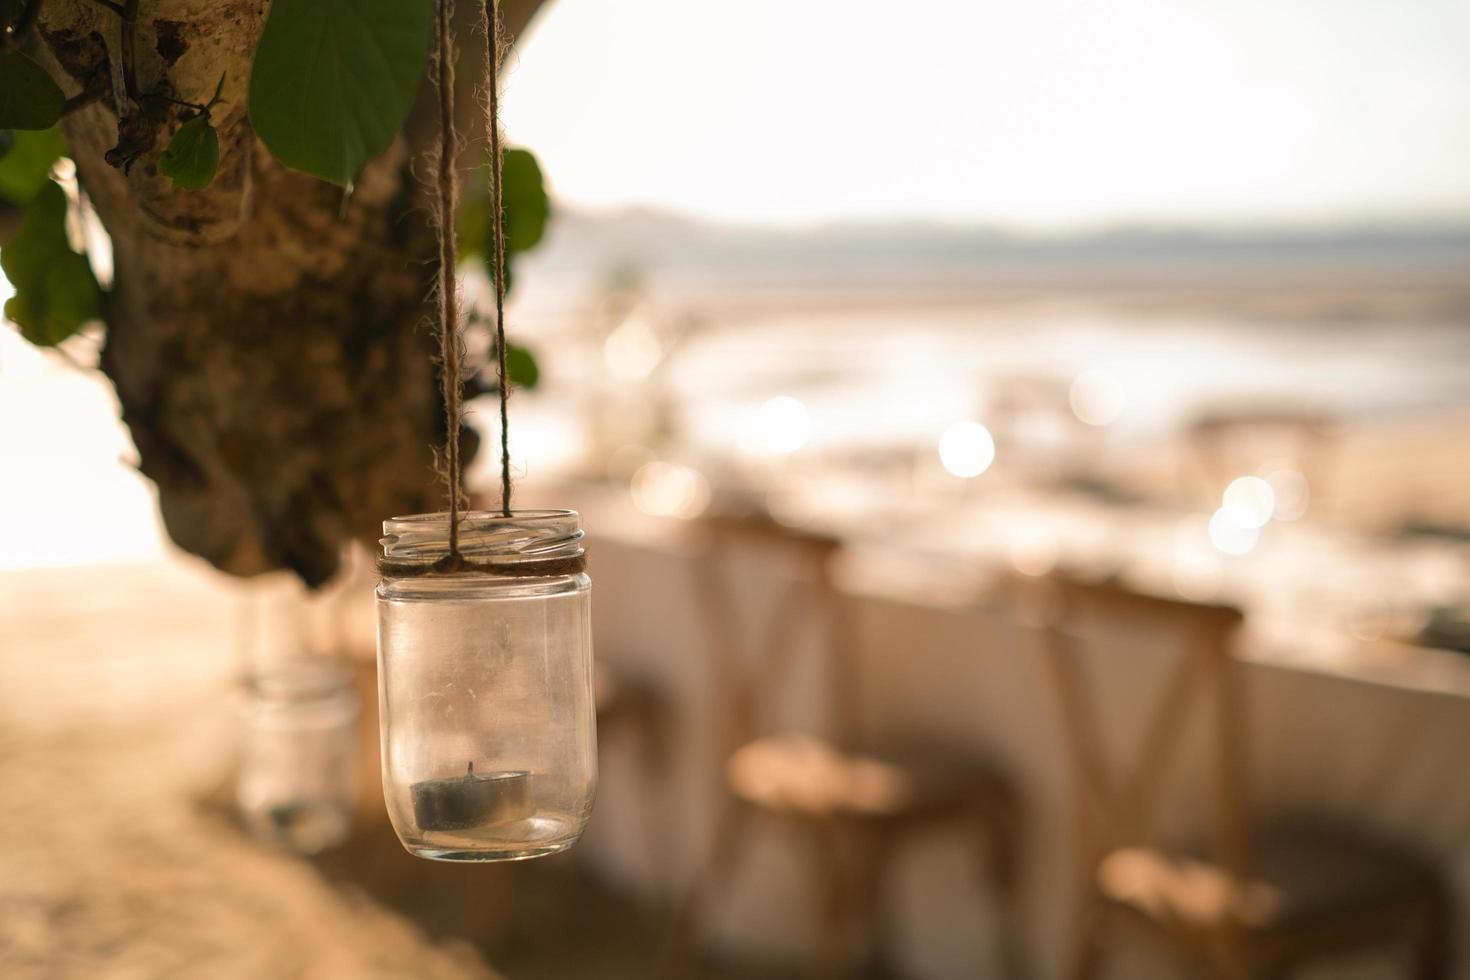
[[484, 0, 513, 518], [431, 0, 516, 563], [432, 0, 464, 556], [379, 553, 586, 578], [392, 0, 568, 581]]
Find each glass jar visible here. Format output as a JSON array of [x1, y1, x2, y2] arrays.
[[237, 658, 359, 854], [376, 510, 597, 861]]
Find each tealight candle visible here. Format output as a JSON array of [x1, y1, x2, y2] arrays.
[[410, 763, 532, 831]]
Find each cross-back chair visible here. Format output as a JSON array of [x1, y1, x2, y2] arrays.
[[1186, 407, 1335, 515], [1030, 571, 1451, 979], [661, 511, 1023, 979]]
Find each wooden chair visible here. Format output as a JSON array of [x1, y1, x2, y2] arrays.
[[1027, 571, 1452, 979], [661, 512, 1023, 979], [1186, 407, 1335, 514]]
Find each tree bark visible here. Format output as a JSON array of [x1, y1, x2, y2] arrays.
[[33, 0, 548, 587]]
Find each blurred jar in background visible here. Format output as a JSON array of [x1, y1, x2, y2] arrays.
[[236, 659, 359, 854], [232, 568, 364, 854]]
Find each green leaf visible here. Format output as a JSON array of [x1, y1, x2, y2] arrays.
[[0, 126, 65, 204], [248, 0, 434, 185], [0, 130, 13, 159], [501, 148, 549, 255], [1, 181, 102, 346], [0, 50, 65, 131], [505, 342, 539, 390], [159, 115, 220, 190], [457, 147, 551, 296]]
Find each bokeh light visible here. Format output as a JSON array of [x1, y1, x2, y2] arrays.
[[1222, 476, 1275, 528], [938, 420, 996, 478], [1208, 505, 1261, 556], [603, 314, 663, 381], [740, 395, 812, 456], [630, 461, 711, 519]]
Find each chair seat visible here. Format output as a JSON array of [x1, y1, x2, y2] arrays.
[[1097, 823, 1443, 937], [724, 732, 1003, 821]]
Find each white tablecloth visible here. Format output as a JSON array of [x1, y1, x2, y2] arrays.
[[579, 525, 1470, 980]]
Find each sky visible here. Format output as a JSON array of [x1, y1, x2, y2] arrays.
[[500, 0, 1470, 230]]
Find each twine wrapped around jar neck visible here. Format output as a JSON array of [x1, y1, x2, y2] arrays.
[[378, 552, 586, 578]]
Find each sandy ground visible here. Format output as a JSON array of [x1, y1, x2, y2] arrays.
[[0, 557, 800, 980], [0, 561, 497, 980]]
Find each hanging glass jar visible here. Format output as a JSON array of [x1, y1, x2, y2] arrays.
[[376, 510, 597, 861], [236, 658, 360, 855]]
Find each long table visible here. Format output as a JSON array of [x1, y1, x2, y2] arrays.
[[568, 489, 1470, 979]]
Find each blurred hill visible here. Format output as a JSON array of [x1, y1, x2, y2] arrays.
[[516, 207, 1470, 311]]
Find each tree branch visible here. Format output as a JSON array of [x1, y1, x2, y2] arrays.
[[16, 0, 45, 36], [27, 0, 558, 585], [60, 86, 101, 116]]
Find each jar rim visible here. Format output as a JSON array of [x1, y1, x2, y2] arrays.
[[381, 509, 584, 566], [244, 657, 352, 697], [384, 509, 578, 531]]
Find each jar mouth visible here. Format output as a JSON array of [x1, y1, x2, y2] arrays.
[[385, 509, 577, 529], [243, 658, 354, 703], [381, 509, 584, 565]]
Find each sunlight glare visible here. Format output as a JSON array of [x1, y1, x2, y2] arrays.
[[1222, 476, 1275, 528], [938, 420, 996, 478], [1208, 506, 1260, 556], [740, 395, 811, 456]]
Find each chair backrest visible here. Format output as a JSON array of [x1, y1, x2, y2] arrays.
[[1026, 571, 1251, 880], [687, 512, 849, 758], [1187, 406, 1335, 511]]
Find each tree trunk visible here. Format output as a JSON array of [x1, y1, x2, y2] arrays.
[[34, 0, 547, 587]]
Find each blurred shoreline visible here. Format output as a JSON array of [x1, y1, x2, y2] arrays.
[[514, 205, 1470, 317]]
